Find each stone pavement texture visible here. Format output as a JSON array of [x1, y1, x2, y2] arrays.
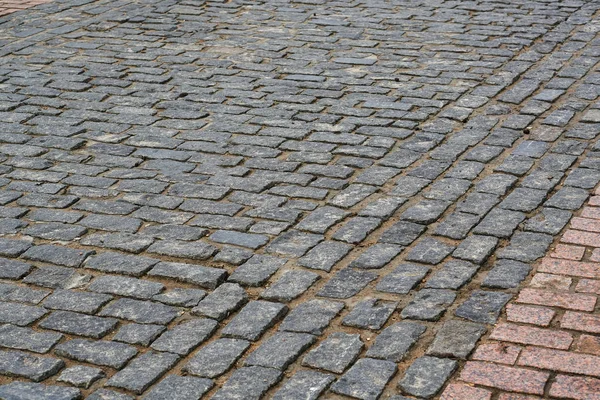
[[0, 0, 52, 17], [0, 0, 599, 399]]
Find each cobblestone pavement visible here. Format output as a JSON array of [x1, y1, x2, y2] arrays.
[[0, 0, 599, 399], [442, 186, 600, 400]]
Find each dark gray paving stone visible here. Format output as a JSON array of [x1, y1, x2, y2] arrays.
[[401, 289, 456, 321], [434, 212, 481, 240], [427, 320, 487, 359], [261, 270, 320, 302], [545, 186, 589, 210], [405, 238, 455, 265], [106, 351, 180, 394], [456, 192, 500, 216], [55, 339, 137, 369], [0, 324, 62, 353], [401, 200, 451, 224], [211, 366, 282, 400], [147, 240, 217, 260], [424, 260, 478, 290], [99, 298, 180, 325], [376, 264, 430, 294], [366, 321, 426, 362], [245, 331, 315, 370], [498, 232, 553, 262], [57, 365, 105, 389], [0, 258, 32, 280], [0, 238, 31, 257], [342, 298, 397, 330], [144, 375, 213, 400], [88, 275, 164, 299], [22, 244, 93, 268], [298, 241, 352, 272], [39, 311, 118, 339], [153, 288, 206, 307], [350, 244, 403, 269], [455, 290, 512, 323], [148, 261, 227, 289], [192, 282, 248, 321], [332, 217, 382, 244], [398, 356, 457, 398], [331, 358, 397, 400], [303, 332, 363, 373], [473, 208, 526, 238], [317, 268, 377, 299], [184, 338, 250, 378], [0, 301, 47, 326], [222, 300, 287, 341], [379, 221, 426, 245], [524, 207, 572, 234], [564, 167, 600, 188], [213, 246, 253, 266], [272, 370, 334, 400], [0, 382, 80, 400], [151, 318, 217, 355], [0, 350, 64, 382], [423, 178, 471, 201], [499, 188, 548, 212], [279, 299, 344, 335], [452, 235, 498, 264], [475, 174, 517, 195], [42, 290, 112, 314], [23, 265, 90, 290], [359, 197, 407, 219], [113, 323, 165, 346], [483, 259, 532, 289], [228, 254, 286, 287], [88, 389, 133, 400], [84, 252, 159, 276], [521, 169, 564, 190], [210, 230, 268, 249], [296, 206, 349, 233], [81, 233, 154, 253]]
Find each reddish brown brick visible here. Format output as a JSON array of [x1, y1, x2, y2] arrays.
[[538, 258, 600, 279], [590, 196, 600, 207], [440, 383, 492, 400], [490, 323, 572, 349], [561, 229, 600, 247], [582, 206, 600, 220], [529, 273, 572, 291], [472, 343, 522, 365], [516, 288, 597, 311], [570, 217, 600, 233], [561, 311, 600, 334], [577, 334, 600, 356], [549, 375, 600, 400], [506, 304, 555, 326], [459, 361, 549, 395], [592, 248, 600, 262], [550, 243, 586, 260], [518, 347, 600, 377], [497, 394, 541, 400], [576, 278, 600, 294]]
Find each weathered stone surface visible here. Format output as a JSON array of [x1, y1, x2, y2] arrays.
[[222, 300, 287, 341], [455, 291, 512, 323], [185, 338, 250, 378], [303, 332, 363, 373], [398, 356, 457, 398], [106, 351, 180, 394], [211, 366, 282, 400], [273, 370, 334, 400], [151, 318, 217, 355], [55, 339, 137, 369], [427, 320, 487, 359], [0, 350, 64, 381], [0, 382, 80, 400], [331, 358, 397, 400]]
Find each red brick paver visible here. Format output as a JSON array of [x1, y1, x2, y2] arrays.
[[443, 186, 600, 399], [0, 0, 51, 16]]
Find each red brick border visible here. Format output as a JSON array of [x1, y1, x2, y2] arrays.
[[0, 0, 52, 16], [443, 186, 600, 400]]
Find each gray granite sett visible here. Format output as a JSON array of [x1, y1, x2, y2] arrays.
[[0, 324, 62, 353], [113, 323, 165, 346], [228, 254, 286, 287], [84, 251, 159, 276], [303, 332, 363, 373], [222, 300, 288, 341], [88, 275, 164, 299], [342, 298, 397, 330], [350, 244, 403, 269], [211, 366, 282, 400], [331, 358, 397, 400], [366, 321, 426, 362], [55, 339, 137, 369], [153, 288, 206, 307], [184, 338, 250, 378], [317, 268, 377, 299], [428, 319, 487, 359], [298, 241, 352, 271], [192, 282, 248, 321], [148, 261, 227, 289], [245, 331, 316, 370], [261, 270, 320, 302], [279, 299, 344, 335], [144, 375, 213, 400], [99, 298, 180, 325], [0, 382, 80, 400], [39, 311, 118, 339], [455, 290, 512, 323], [151, 318, 217, 355], [272, 370, 334, 400], [398, 356, 457, 398], [106, 351, 180, 394], [401, 289, 456, 321], [57, 365, 105, 389]]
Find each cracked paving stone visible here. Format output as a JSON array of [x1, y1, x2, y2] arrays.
[[106, 351, 180, 394], [427, 319, 487, 359], [266, 230, 323, 257], [377, 263, 430, 294], [228, 254, 286, 287], [222, 300, 287, 341], [211, 366, 282, 400], [57, 365, 105, 389], [144, 375, 213, 400], [245, 331, 316, 370], [192, 282, 248, 321], [303, 332, 363, 373], [483, 259, 532, 289], [273, 370, 334, 400], [0, 350, 64, 382], [0, 259, 32, 280], [342, 298, 397, 330], [113, 323, 165, 346], [0, 382, 80, 400], [0, 301, 47, 326], [331, 358, 397, 400], [147, 240, 218, 260], [42, 290, 112, 314], [153, 288, 206, 307], [455, 290, 512, 324], [148, 261, 227, 289], [55, 339, 137, 369], [39, 310, 118, 339], [434, 212, 481, 240], [524, 207, 572, 234], [401, 289, 456, 321], [22, 244, 93, 268], [350, 244, 403, 269], [452, 235, 498, 264], [498, 232, 553, 262], [261, 270, 320, 302], [99, 298, 180, 325], [366, 322, 426, 362], [151, 318, 217, 355], [398, 356, 457, 399], [405, 238, 455, 265], [0, 324, 62, 353], [23, 265, 90, 290], [279, 299, 344, 335], [184, 338, 250, 378], [332, 217, 382, 244], [317, 268, 377, 299]]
